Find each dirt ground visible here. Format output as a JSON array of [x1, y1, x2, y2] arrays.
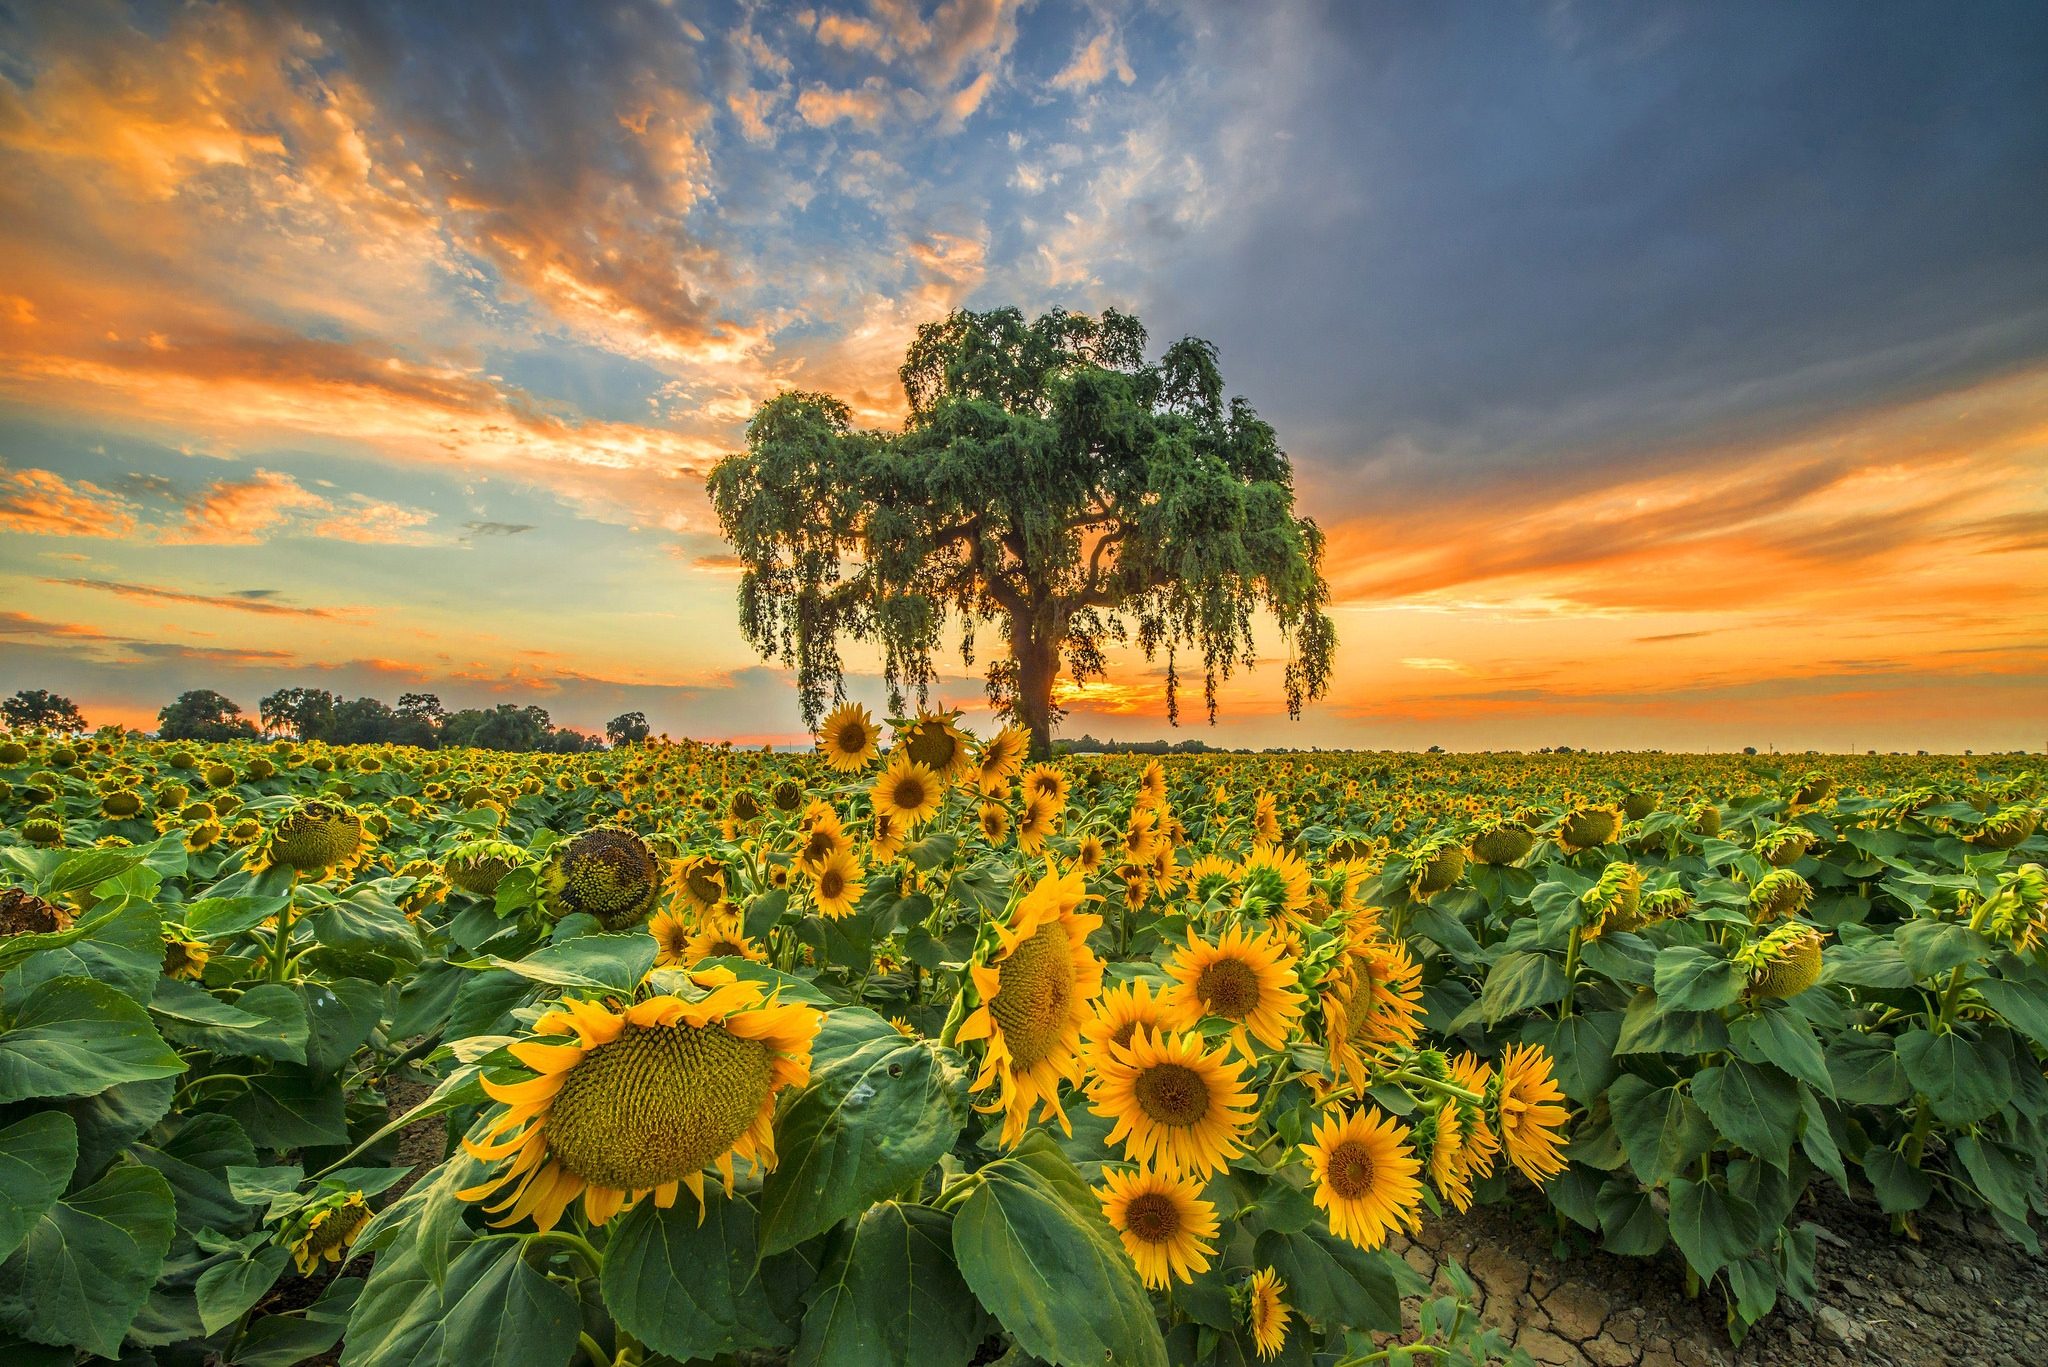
[[1395, 1186, 2048, 1367]]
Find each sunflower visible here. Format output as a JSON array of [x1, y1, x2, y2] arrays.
[[868, 808, 907, 864], [1149, 842, 1180, 894], [894, 710, 975, 787], [1073, 832, 1108, 875], [1253, 791, 1282, 843], [1080, 976, 1170, 1072], [1749, 868, 1812, 922], [817, 702, 881, 772], [1135, 759, 1168, 810], [1301, 1106, 1424, 1249], [1021, 763, 1069, 811], [545, 827, 662, 929], [1161, 925, 1305, 1057], [794, 807, 851, 874], [162, 937, 209, 980], [956, 865, 1105, 1146], [1185, 853, 1238, 904], [978, 802, 1011, 845], [1558, 805, 1622, 853], [975, 725, 1030, 795], [1737, 924, 1826, 999], [445, 840, 527, 897], [1245, 1267, 1290, 1360], [1238, 843, 1311, 918], [1097, 1166, 1219, 1288], [1422, 1099, 1478, 1213], [1016, 793, 1058, 854], [871, 753, 944, 830], [686, 923, 768, 966], [1492, 1043, 1570, 1184], [289, 1192, 370, 1274], [1089, 1027, 1255, 1178], [649, 910, 693, 967], [1447, 1053, 1502, 1179], [1324, 940, 1425, 1089], [257, 800, 366, 874], [675, 853, 728, 917], [459, 975, 821, 1229], [809, 848, 866, 920]]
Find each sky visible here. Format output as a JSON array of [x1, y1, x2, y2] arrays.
[[1, 0, 2044, 753]]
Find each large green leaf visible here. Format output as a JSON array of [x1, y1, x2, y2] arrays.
[[1692, 1061, 1800, 1171], [1653, 945, 1743, 1013], [61, 1076, 176, 1185], [1895, 919, 1995, 980], [1595, 1178, 1667, 1256], [0, 1163, 177, 1357], [1953, 1135, 2035, 1222], [438, 1233, 581, 1367], [1824, 1031, 1912, 1106], [0, 975, 185, 1104], [952, 1148, 1167, 1367], [1974, 977, 2048, 1049], [131, 1111, 258, 1234], [1614, 988, 1728, 1056], [793, 1202, 985, 1367], [600, 1189, 793, 1360], [1519, 1011, 1622, 1103], [1860, 1148, 1933, 1214], [0, 1114, 75, 1262], [154, 979, 310, 1064], [1665, 1177, 1762, 1280], [1730, 1007, 1832, 1099], [184, 895, 291, 940], [465, 932, 655, 993], [197, 1245, 292, 1335], [1607, 1074, 1715, 1186], [758, 1036, 971, 1256], [307, 893, 424, 966], [1896, 1028, 2010, 1125], [1477, 951, 1565, 1025], [1252, 1228, 1404, 1334], [44, 846, 155, 896], [341, 1231, 465, 1367], [298, 978, 384, 1077], [3, 902, 166, 1005], [226, 1066, 351, 1150]]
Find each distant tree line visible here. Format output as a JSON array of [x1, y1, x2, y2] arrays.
[[0, 685, 649, 752]]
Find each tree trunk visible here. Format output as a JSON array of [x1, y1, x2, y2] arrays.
[[1011, 617, 1063, 761]]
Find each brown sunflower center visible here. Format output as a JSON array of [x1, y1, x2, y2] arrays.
[[818, 868, 846, 900], [988, 920, 1075, 1069], [1194, 956, 1262, 1020], [305, 1202, 368, 1254], [687, 868, 723, 903], [660, 924, 691, 956], [835, 721, 870, 753], [802, 829, 835, 863], [891, 776, 930, 810], [1123, 1191, 1183, 1244], [705, 937, 746, 957], [1109, 1016, 1152, 1051], [906, 724, 957, 771], [1326, 1139, 1378, 1200], [544, 1021, 773, 1192], [1133, 1061, 1211, 1127]]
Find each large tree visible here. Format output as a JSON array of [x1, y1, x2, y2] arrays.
[[709, 307, 1336, 757], [158, 690, 259, 742], [2, 689, 86, 733]]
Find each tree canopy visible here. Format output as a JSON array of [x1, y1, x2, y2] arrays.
[[157, 689, 259, 742], [2, 688, 86, 732], [709, 306, 1336, 756]]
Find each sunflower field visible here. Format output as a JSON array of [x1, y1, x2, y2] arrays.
[[1, 720, 2044, 1367]]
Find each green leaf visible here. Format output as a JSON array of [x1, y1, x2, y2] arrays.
[[197, 1245, 292, 1335], [438, 1233, 581, 1367], [1797, 1087, 1848, 1189], [793, 1202, 986, 1367], [1665, 1177, 1762, 1280], [307, 893, 423, 966], [1974, 977, 2048, 1050], [903, 832, 957, 870], [1730, 1008, 1833, 1100], [1615, 988, 1729, 1056], [1953, 1135, 2034, 1221], [1253, 1228, 1404, 1335], [3, 902, 166, 1004], [155, 980, 310, 1064], [0, 1163, 177, 1358], [600, 1189, 794, 1360], [232, 1304, 347, 1367], [61, 1076, 175, 1185], [465, 932, 655, 993], [0, 975, 185, 1104], [1825, 1031, 1912, 1106], [1608, 1073, 1715, 1187], [952, 1149, 1167, 1367], [1692, 1061, 1800, 1171], [226, 1066, 351, 1150], [131, 1112, 258, 1234], [44, 846, 154, 896], [758, 1036, 971, 1256], [1896, 1028, 2010, 1125], [339, 1224, 451, 1367], [1860, 1148, 1933, 1214], [1578, 931, 1657, 987], [1652, 945, 1743, 1013], [298, 978, 384, 1078], [1820, 941, 1913, 989], [0, 1114, 75, 1263], [1895, 919, 1995, 980], [1478, 950, 1565, 1025], [1595, 1179, 1667, 1256], [0, 908, 113, 974], [1519, 1011, 1621, 1104], [185, 896, 291, 940]]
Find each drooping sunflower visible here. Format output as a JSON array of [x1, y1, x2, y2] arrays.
[[1161, 924, 1306, 1056], [895, 710, 976, 786], [1135, 759, 1168, 810], [809, 848, 866, 920], [649, 910, 694, 967], [1016, 793, 1058, 854], [256, 800, 366, 875], [1245, 1267, 1291, 1360], [978, 802, 1011, 845], [955, 865, 1105, 1146], [1080, 976, 1170, 1073], [1238, 843, 1311, 919], [444, 840, 527, 897], [1491, 1043, 1570, 1184], [868, 808, 907, 864], [1301, 1106, 1424, 1249], [1737, 923, 1826, 999], [1097, 1166, 1219, 1289], [1558, 804, 1622, 853], [1252, 791, 1282, 843], [1089, 1027, 1256, 1179], [1185, 853, 1238, 904], [1447, 1053, 1502, 1179], [871, 753, 944, 830], [816, 702, 881, 772], [1323, 939, 1425, 1089], [1021, 763, 1069, 811], [162, 937, 210, 980], [975, 726, 1030, 795], [544, 827, 662, 929], [288, 1192, 370, 1274], [1749, 868, 1813, 922], [674, 853, 729, 916], [459, 974, 821, 1229]]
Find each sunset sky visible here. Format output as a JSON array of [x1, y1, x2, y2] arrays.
[[2, 0, 2044, 752]]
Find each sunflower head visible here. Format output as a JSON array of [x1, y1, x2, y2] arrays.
[[0, 887, 72, 936], [1738, 924, 1826, 999], [1015, 793, 1058, 853], [265, 800, 365, 871], [1243, 1267, 1291, 1360], [1097, 1166, 1219, 1289], [1758, 827, 1815, 867], [162, 937, 210, 980], [1074, 832, 1108, 874], [897, 711, 973, 783], [1558, 805, 1622, 853], [1622, 790, 1660, 821], [101, 789, 143, 818], [808, 848, 866, 920], [676, 853, 730, 914], [1749, 868, 1812, 922], [816, 702, 881, 773], [1089, 1026, 1255, 1178], [1470, 819, 1535, 867], [685, 922, 767, 966], [1021, 764, 1069, 810], [543, 827, 661, 929], [444, 840, 527, 896], [1688, 802, 1723, 837], [1490, 1043, 1570, 1184], [1302, 1105, 1424, 1249], [1406, 835, 1467, 896], [1578, 862, 1643, 938], [289, 1192, 370, 1275], [648, 910, 694, 967], [978, 802, 1010, 845], [975, 726, 1029, 794], [460, 975, 822, 1229], [1791, 773, 1835, 808], [1239, 843, 1310, 919], [871, 753, 944, 830], [770, 778, 804, 812], [1162, 924, 1305, 1056]]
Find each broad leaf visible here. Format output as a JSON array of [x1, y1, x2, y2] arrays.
[[1896, 1028, 2010, 1126], [466, 933, 655, 993], [1595, 1179, 1667, 1256], [1692, 1061, 1800, 1171], [1730, 1007, 1833, 1099], [0, 1113, 75, 1263], [1860, 1148, 1933, 1214], [226, 1066, 351, 1150], [1666, 1177, 1761, 1280], [1615, 988, 1728, 1056], [1253, 1228, 1404, 1334], [1653, 945, 1743, 1013], [1895, 919, 1994, 980], [298, 978, 384, 1077], [154, 980, 310, 1064], [0, 1163, 177, 1358], [0, 975, 185, 1104], [600, 1189, 793, 1360], [1519, 1011, 1621, 1103], [197, 1245, 292, 1335], [3, 903, 166, 1005], [793, 1202, 985, 1367], [1975, 977, 2048, 1050], [1478, 951, 1565, 1024], [438, 1233, 581, 1367], [1825, 1031, 1912, 1106], [1608, 1073, 1715, 1186]]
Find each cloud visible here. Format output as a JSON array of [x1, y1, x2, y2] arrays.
[[43, 578, 362, 619], [464, 521, 537, 536], [797, 81, 894, 129], [315, 500, 436, 546], [160, 468, 327, 545], [0, 465, 138, 537], [1051, 31, 1133, 91]]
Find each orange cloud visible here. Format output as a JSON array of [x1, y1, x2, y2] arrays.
[[0, 465, 137, 537], [314, 500, 436, 546], [43, 578, 364, 619], [161, 468, 328, 545]]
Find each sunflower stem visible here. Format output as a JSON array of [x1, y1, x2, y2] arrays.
[[577, 1332, 610, 1367], [267, 899, 297, 983], [1558, 926, 1583, 1019], [529, 1230, 605, 1277]]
